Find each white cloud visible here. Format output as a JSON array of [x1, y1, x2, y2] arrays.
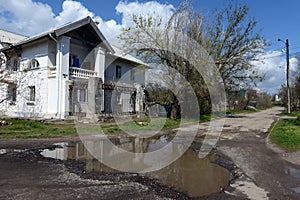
[[290, 57, 298, 72], [0, 0, 55, 36], [53, 1, 122, 40], [0, 0, 174, 41], [115, 1, 174, 27], [251, 50, 298, 94], [55, 0, 95, 26]]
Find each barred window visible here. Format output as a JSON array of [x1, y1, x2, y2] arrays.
[[28, 86, 35, 101]]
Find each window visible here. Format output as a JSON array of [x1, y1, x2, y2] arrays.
[[71, 55, 80, 67], [130, 68, 135, 80], [116, 65, 122, 78], [79, 89, 87, 102], [7, 84, 17, 102], [28, 86, 35, 101], [12, 57, 20, 71], [29, 59, 39, 69], [116, 92, 122, 104]]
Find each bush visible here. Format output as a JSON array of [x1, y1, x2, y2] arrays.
[[296, 117, 300, 126]]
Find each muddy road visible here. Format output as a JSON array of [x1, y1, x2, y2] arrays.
[[0, 107, 300, 199], [216, 107, 300, 199]]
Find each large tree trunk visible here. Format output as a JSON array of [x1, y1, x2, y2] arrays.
[[170, 94, 180, 119]]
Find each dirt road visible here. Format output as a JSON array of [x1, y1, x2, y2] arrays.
[[0, 107, 299, 199], [217, 107, 300, 199]]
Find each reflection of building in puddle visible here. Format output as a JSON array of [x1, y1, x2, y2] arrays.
[[147, 149, 230, 197], [41, 137, 187, 172], [40, 138, 230, 197], [0, 149, 26, 155]]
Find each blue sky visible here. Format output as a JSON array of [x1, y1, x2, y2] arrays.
[[0, 0, 299, 94], [33, 0, 300, 52]]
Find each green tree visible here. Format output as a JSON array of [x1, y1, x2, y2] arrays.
[[279, 74, 300, 112]]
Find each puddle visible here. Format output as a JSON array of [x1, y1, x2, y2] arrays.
[[0, 149, 26, 154], [291, 186, 300, 194], [40, 136, 230, 197], [284, 166, 300, 193], [284, 166, 300, 179]]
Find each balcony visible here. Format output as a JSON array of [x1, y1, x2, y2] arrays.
[[69, 67, 97, 79]]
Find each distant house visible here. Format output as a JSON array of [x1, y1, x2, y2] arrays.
[[0, 17, 147, 120]]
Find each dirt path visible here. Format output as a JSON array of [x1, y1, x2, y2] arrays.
[[217, 107, 300, 199], [0, 107, 300, 199]]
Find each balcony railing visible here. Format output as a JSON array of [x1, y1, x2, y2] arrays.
[[69, 67, 97, 79]]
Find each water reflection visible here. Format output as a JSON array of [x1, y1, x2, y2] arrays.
[[284, 166, 300, 194], [40, 136, 229, 197], [0, 149, 26, 154], [147, 149, 229, 197]]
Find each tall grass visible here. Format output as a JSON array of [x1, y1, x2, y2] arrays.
[[270, 111, 300, 151]]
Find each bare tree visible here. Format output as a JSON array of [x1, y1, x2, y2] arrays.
[[203, 2, 266, 90], [119, 1, 266, 118]]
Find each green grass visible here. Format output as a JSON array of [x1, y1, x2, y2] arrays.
[[0, 114, 213, 138], [76, 117, 199, 134], [279, 111, 300, 117], [270, 111, 300, 151], [226, 109, 257, 115], [103, 118, 183, 133], [0, 119, 77, 138]]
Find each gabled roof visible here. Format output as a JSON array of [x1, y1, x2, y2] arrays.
[[0, 29, 27, 44], [109, 45, 149, 68], [1, 16, 114, 53]]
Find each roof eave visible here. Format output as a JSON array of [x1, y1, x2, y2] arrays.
[[1, 16, 114, 53], [107, 53, 150, 68]]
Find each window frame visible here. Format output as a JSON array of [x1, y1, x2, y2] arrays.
[[29, 59, 39, 70], [28, 86, 36, 102], [7, 84, 17, 102], [78, 89, 87, 102], [12, 57, 21, 71], [116, 65, 122, 79]]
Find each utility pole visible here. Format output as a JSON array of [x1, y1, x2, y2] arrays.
[[278, 38, 291, 114], [285, 39, 291, 114]]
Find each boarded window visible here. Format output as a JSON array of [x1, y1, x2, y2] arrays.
[[79, 89, 87, 102]]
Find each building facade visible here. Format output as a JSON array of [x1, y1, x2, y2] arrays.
[[0, 17, 147, 120]]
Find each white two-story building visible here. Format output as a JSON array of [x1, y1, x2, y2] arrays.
[[0, 17, 147, 120]]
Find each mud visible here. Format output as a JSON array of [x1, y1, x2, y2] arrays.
[[0, 139, 239, 200], [1, 107, 300, 199]]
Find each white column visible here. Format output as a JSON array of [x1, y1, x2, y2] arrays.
[[94, 47, 105, 112], [94, 47, 105, 80], [134, 83, 144, 113], [57, 36, 70, 119]]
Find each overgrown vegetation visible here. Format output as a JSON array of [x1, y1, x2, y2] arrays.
[[270, 111, 300, 151], [279, 74, 300, 112]]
